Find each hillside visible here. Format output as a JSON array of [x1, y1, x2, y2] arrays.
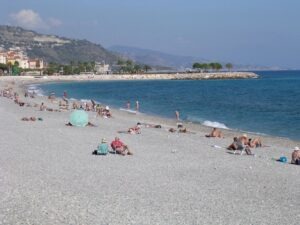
[[109, 45, 207, 69], [0, 25, 118, 64]]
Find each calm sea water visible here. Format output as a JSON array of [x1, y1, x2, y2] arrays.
[[33, 71, 300, 140]]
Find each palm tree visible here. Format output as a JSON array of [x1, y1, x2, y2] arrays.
[[215, 63, 222, 71], [133, 64, 142, 73], [143, 65, 151, 72], [225, 63, 233, 72], [202, 63, 209, 72]]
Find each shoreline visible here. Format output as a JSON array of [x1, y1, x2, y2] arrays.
[[3, 75, 300, 150], [7, 75, 300, 143], [1, 76, 300, 225]]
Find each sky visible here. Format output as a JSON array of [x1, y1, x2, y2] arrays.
[[1, 0, 300, 68]]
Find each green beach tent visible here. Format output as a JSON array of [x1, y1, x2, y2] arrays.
[[69, 110, 89, 127]]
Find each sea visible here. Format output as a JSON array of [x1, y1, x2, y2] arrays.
[[30, 71, 300, 140]]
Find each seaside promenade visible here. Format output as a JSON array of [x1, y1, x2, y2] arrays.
[[0, 76, 299, 225]]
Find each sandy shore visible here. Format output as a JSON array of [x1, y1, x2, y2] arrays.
[[0, 77, 299, 225]]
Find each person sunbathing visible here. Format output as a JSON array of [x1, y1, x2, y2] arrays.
[[65, 122, 96, 127], [248, 138, 262, 148], [227, 137, 239, 150], [227, 135, 253, 155], [291, 147, 300, 164], [168, 128, 177, 133], [21, 117, 37, 121], [129, 123, 141, 134], [141, 122, 162, 128], [118, 123, 141, 134], [205, 128, 223, 138], [111, 137, 133, 156], [228, 135, 249, 150], [178, 127, 196, 134]]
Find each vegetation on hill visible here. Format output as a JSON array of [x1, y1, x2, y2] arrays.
[[0, 25, 119, 64]]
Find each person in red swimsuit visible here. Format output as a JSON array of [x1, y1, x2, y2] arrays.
[[111, 137, 133, 155]]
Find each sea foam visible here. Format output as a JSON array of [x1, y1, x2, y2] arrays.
[[202, 120, 229, 129], [26, 84, 44, 96]]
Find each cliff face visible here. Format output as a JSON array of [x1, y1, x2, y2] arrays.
[[0, 25, 119, 64]]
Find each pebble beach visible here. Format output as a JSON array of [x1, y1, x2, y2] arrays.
[[0, 76, 299, 225]]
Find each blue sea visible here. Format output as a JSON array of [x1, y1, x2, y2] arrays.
[[33, 71, 300, 140]]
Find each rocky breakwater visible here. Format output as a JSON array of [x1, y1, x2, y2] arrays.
[[98, 72, 259, 80], [9, 72, 258, 82], [170, 72, 259, 80]]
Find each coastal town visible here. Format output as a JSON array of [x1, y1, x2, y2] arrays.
[[0, 46, 112, 76]]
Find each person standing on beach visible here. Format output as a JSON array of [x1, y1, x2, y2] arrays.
[[175, 110, 180, 121], [126, 101, 130, 109], [135, 100, 139, 111], [63, 91, 68, 99]]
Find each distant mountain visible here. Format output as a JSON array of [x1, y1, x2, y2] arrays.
[[109, 45, 285, 71], [109, 45, 207, 69], [0, 25, 118, 64]]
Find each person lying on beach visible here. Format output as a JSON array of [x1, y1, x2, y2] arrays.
[[248, 137, 262, 148], [21, 117, 42, 122], [169, 128, 177, 133], [205, 128, 223, 138], [141, 123, 162, 128], [118, 123, 142, 134], [178, 127, 196, 134], [111, 137, 133, 156], [291, 146, 300, 165], [168, 127, 195, 134], [65, 122, 97, 127]]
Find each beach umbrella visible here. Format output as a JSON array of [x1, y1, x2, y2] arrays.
[[70, 110, 88, 127]]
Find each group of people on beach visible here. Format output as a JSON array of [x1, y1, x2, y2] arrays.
[[126, 100, 139, 111], [1, 83, 300, 163], [93, 137, 133, 156]]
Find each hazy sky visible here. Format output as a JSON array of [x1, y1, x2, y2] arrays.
[[1, 0, 300, 68]]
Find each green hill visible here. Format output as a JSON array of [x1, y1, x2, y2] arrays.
[[0, 25, 118, 64]]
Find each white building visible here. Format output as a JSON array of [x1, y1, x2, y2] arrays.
[[94, 62, 110, 74], [16, 58, 29, 69], [0, 53, 6, 64]]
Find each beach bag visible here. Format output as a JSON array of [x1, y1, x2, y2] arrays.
[[97, 143, 109, 155], [296, 159, 300, 165], [279, 156, 287, 163]]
